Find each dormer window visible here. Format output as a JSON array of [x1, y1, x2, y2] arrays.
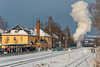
[[15, 31, 18, 33]]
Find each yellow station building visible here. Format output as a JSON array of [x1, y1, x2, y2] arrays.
[[1, 20, 59, 49], [2, 25, 38, 48]]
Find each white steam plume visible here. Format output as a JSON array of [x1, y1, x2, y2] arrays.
[[70, 1, 92, 47]]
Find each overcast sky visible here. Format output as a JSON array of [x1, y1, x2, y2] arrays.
[[0, 0, 94, 34]]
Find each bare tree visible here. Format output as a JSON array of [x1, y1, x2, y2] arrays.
[[65, 26, 70, 43], [0, 16, 8, 30], [44, 16, 74, 47], [40, 23, 44, 30], [63, 26, 74, 47], [89, 0, 100, 32], [89, 1, 100, 67], [44, 16, 61, 37]]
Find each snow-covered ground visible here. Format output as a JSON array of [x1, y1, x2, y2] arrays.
[[0, 47, 94, 67]]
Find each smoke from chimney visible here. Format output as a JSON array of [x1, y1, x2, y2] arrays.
[[70, 1, 92, 47]]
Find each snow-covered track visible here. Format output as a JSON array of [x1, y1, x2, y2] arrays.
[[0, 49, 78, 67], [0, 51, 61, 63], [0, 48, 81, 67], [0, 51, 69, 67], [65, 53, 92, 67], [74, 54, 91, 67]]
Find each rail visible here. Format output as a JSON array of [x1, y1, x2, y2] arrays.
[[65, 53, 92, 67]]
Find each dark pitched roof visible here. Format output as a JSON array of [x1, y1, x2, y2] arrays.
[[6, 25, 31, 34], [12, 25, 24, 30]]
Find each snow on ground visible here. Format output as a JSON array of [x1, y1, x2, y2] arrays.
[[13, 47, 93, 67], [0, 47, 95, 67]]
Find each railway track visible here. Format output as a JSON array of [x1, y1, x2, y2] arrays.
[[0, 51, 69, 67], [0, 48, 86, 67], [0, 51, 62, 63], [75, 55, 91, 67], [65, 53, 92, 67]]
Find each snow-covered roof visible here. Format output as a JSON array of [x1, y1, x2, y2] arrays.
[[52, 33, 59, 39], [85, 35, 100, 38], [2, 25, 58, 38], [2, 25, 31, 35], [32, 29, 59, 38], [34, 29, 51, 37], [3, 30, 28, 35], [30, 30, 37, 36]]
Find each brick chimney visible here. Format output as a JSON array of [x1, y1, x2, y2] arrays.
[[36, 19, 40, 37]]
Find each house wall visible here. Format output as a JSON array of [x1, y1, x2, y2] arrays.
[[28, 35, 34, 44], [28, 36, 38, 44], [40, 43, 48, 49], [2, 35, 28, 44], [48, 37, 52, 48], [41, 37, 52, 48], [33, 36, 38, 43]]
